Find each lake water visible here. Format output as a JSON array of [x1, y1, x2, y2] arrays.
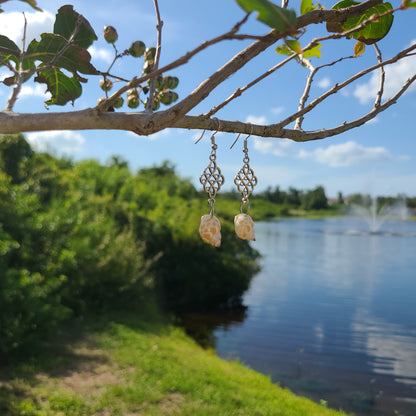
[[186, 218, 416, 415]]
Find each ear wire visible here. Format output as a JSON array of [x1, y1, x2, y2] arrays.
[[230, 123, 253, 149]]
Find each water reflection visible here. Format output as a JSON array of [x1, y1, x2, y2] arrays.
[[184, 219, 416, 416]]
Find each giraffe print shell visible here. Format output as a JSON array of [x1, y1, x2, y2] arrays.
[[234, 213, 255, 241], [199, 214, 221, 247]]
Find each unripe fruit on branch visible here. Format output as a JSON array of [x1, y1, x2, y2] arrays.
[[158, 90, 179, 105], [127, 96, 139, 109], [113, 96, 124, 109], [99, 78, 113, 91], [144, 98, 160, 111], [171, 91, 178, 102], [97, 97, 106, 106], [127, 88, 139, 98], [155, 75, 164, 90], [143, 61, 153, 74], [96, 97, 113, 112], [144, 47, 156, 63], [163, 76, 179, 90], [103, 26, 118, 43], [129, 40, 146, 58], [158, 89, 173, 105]]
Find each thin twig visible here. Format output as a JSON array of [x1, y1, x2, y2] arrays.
[[49, 15, 83, 67], [272, 43, 416, 130], [96, 12, 252, 114], [205, 53, 298, 118], [5, 12, 27, 111], [146, 0, 163, 112], [294, 55, 356, 130], [373, 43, 384, 108], [0, 56, 18, 75], [3, 13, 86, 99], [280, 72, 416, 141], [294, 67, 316, 130]]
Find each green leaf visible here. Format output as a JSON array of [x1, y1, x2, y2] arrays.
[[275, 44, 292, 56], [20, 0, 42, 11], [26, 33, 98, 75], [330, 1, 394, 45], [300, 0, 317, 15], [35, 68, 82, 106], [402, 0, 416, 8], [302, 42, 322, 58], [54, 5, 97, 49], [0, 35, 20, 66], [0, 0, 42, 13], [285, 39, 301, 53], [354, 40, 366, 56], [0, 35, 35, 71], [235, 0, 297, 33]]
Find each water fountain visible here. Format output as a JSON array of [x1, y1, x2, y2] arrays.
[[347, 195, 411, 235]]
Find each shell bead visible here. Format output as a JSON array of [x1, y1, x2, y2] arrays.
[[234, 213, 255, 241], [199, 214, 221, 247]]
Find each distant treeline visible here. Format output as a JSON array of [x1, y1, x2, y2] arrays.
[[231, 185, 416, 211], [0, 134, 259, 356]]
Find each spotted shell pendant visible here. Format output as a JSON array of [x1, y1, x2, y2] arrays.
[[234, 213, 255, 241], [199, 214, 222, 247]]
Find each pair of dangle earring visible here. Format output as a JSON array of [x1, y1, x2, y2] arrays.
[[233, 134, 257, 241], [198, 129, 257, 247], [199, 132, 225, 247]]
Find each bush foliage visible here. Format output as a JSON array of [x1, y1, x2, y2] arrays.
[[0, 135, 259, 355]]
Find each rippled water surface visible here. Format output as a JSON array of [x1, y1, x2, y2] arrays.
[[190, 219, 416, 415]]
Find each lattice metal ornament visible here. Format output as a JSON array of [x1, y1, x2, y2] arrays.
[[199, 133, 224, 247], [234, 141, 257, 209], [199, 136, 225, 212]]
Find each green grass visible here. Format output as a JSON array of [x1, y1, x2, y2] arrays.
[[0, 311, 350, 416]]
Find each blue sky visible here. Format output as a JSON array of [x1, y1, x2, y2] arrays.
[[0, 0, 415, 197]]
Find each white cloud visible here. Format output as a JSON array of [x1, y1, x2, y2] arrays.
[[354, 43, 416, 104], [317, 77, 331, 89], [88, 46, 113, 64], [246, 115, 267, 125], [298, 141, 393, 167], [365, 117, 379, 125], [271, 106, 284, 116], [0, 10, 54, 44], [20, 83, 50, 99], [254, 137, 294, 157], [128, 128, 171, 140], [27, 131, 85, 154], [148, 128, 171, 140]]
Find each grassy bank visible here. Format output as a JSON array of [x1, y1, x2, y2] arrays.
[[0, 310, 349, 416]]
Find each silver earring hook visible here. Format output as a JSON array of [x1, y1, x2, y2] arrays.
[[211, 117, 221, 137], [230, 133, 241, 149], [230, 123, 253, 149], [194, 129, 206, 144]]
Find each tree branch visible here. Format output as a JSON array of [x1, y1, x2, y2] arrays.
[[296, 0, 383, 28], [1, 68, 414, 140], [5, 12, 27, 111], [373, 43, 384, 109], [273, 43, 416, 130], [95, 12, 251, 115], [145, 0, 163, 112], [205, 52, 298, 118]]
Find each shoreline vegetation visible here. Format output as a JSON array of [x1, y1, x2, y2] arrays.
[[0, 309, 350, 416], [1, 135, 413, 415]]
